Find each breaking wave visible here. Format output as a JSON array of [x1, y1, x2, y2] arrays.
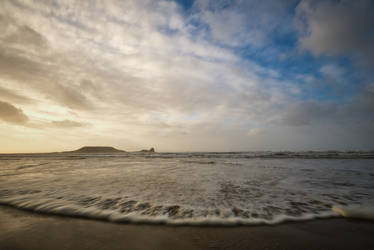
[[0, 194, 339, 226], [332, 205, 374, 221]]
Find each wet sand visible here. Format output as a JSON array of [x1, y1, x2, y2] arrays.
[[1, 205, 374, 250]]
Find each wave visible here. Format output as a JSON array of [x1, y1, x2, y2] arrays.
[[332, 205, 374, 221], [17, 163, 49, 170], [0, 195, 341, 226], [181, 160, 216, 164], [143, 151, 374, 159]]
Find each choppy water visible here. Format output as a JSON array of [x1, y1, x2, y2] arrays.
[[0, 152, 373, 225]]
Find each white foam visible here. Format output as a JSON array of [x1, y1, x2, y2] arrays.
[[0, 196, 339, 226], [332, 205, 374, 221], [109, 211, 339, 226]]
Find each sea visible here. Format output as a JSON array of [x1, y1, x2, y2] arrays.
[[1, 151, 373, 226]]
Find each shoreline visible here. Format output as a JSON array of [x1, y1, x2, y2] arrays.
[[1, 205, 374, 250]]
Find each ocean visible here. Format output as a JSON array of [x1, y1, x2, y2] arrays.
[[1, 152, 373, 225]]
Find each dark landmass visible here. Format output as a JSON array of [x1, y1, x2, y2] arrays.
[[64, 146, 156, 154], [0, 145, 159, 155], [140, 147, 155, 153], [1, 206, 374, 250], [66, 146, 125, 153]]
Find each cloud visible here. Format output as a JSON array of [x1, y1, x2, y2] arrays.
[[50, 119, 85, 128], [282, 82, 374, 128], [192, 0, 297, 48], [0, 101, 29, 125], [282, 101, 333, 126], [348, 83, 374, 117], [0, 50, 93, 110], [320, 64, 345, 80], [0, 85, 34, 104], [0, 0, 373, 151], [52, 84, 93, 110], [2, 24, 47, 52], [0, 49, 47, 84], [295, 0, 374, 67], [247, 128, 262, 136]]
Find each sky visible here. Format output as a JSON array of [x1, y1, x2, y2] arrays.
[[0, 0, 373, 153]]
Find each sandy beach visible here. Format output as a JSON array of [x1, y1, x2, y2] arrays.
[[1, 205, 373, 250]]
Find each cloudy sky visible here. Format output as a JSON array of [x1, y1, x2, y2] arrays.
[[0, 0, 373, 153]]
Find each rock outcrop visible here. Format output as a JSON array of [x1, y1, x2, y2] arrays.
[[140, 147, 155, 153]]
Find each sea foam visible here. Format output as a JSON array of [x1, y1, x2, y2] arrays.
[[332, 205, 374, 221], [1, 153, 373, 226], [0, 195, 339, 226]]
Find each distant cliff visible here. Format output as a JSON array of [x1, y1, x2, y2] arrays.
[[67, 146, 125, 153]]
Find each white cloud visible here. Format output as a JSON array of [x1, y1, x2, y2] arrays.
[[247, 128, 262, 136], [320, 64, 344, 80]]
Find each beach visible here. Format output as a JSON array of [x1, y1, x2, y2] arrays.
[[1, 205, 374, 250]]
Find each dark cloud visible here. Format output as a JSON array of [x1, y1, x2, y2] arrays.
[[0, 101, 28, 125], [0, 50, 47, 83], [0, 14, 92, 111], [80, 79, 97, 92], [347, 83, 374, 118], [282, 101, 333, 126], [52, 84, 93, 110], [282, 83, 374, 128], [0, 86, 34, 104], [50, 119, 85, 128], [0, 51, 93, 110], [295, 0, 374, 67], [3, 25, 47, 50], [79, 79, 103, 99]]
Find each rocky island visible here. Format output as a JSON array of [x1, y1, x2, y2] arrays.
[[64, 146, 156, 153], [140, 147, 155, 153], [66, 146, 125, 153]]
